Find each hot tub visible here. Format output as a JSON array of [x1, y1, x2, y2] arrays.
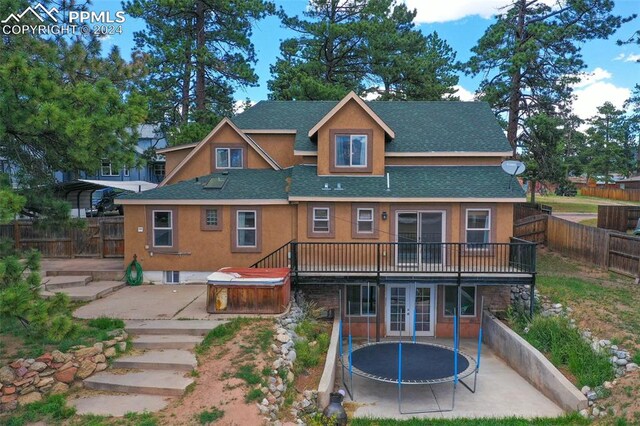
[[206, 267, 291, 314]]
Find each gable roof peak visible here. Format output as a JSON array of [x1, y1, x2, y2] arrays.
[[307, 91, 395, 139]]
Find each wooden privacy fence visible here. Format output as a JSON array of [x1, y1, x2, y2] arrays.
[[581, 187, 640, 202], [0, 217, 124, 258], [513, 203, 553, 222], [597, 205, 640, 232], [515, 214, 640, 279]]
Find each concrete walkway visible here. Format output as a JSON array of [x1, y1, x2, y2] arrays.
[[344, 338, 564, 420]]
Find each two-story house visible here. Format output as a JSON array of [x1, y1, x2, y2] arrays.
[[118, 92, 535, 338]]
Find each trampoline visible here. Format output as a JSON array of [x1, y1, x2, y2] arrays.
[[338, 286, 484, 414], [344, 341, 475, 384]]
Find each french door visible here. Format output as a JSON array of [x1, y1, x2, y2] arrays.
[[396, 211, 445, 266], [386, 284, 436, 337]]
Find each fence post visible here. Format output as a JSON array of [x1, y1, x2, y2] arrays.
[[98, 219, 105, 258], [13, 221, 20, 251], [604, 232, 611, 269]]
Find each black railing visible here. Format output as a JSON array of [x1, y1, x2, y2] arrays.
[[252, 240, 536, 275]]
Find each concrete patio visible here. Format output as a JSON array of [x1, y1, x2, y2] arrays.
[[342, 337, 564, 420]]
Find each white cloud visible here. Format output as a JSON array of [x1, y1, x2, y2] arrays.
[[571, 68, 631, 125], [234, 99, 255, 114], [453, 85, 475, 101], [571, 67, 611, 89], [614, 53, 640, 62], [403, 0, 557, 24]]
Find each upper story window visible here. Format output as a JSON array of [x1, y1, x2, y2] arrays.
[[101, 161, 119, 177], [216, 147, 243, 169], [356, 208, 374, 233], [335, 134, 367, 168], [312, 207, 330, 233], [236, 210, 257, 247], [466, 209, 491, 245]]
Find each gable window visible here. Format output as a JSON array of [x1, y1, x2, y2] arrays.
[[312, 208, 330, 233], [201, 207, 222, 231], [153, 162, 165, 179], [153, 210, 173, 247], [236, 210, 257, 247], [357, 208, 374, 233], [335, 134, 367, 167], [215, 147, 243, 169], [346, 284, 377, 316], [466, 209, 491, 245], [101, 161, 119, 177], [444, 285, 476, 317]]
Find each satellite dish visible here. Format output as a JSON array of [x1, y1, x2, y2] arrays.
[[501, 160, 526, 176]]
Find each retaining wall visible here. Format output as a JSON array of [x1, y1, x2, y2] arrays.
[[317, 316, 341, 410]]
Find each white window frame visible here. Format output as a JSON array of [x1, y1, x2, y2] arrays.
[[312, 207, 330, 233], [152, 210, 173, 247], [236, 210, 257, 248], [443, 285, 477, 318], [215, 147, 243, 169], [335, 134, 368, 168], [356, 208, 374, 234], [101, 161, 119, 177], [346, 284, 377, 317], [465, 209, 491, 246], [153, 162, 166, 178], [164, 271, 180, 284]]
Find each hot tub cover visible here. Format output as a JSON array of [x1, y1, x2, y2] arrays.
[[207, 267, 290, 286]]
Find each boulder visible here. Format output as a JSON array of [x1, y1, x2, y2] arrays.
[[2, 386, 16, 395], [50, 382, 69, 395], [18, 391, 42, 405], [29, 362, 47, 372], [76, 360, 97, 379], [53, 367, 77, 384], [35, 377, 54, 388], [103, 339, 117, 348], [36, 353, 53, 363], [95, 363, 108, 373], [93, 342, 104, 352], [0, 367, 15, 384], [19, 385, 35, 395], [0, 394, 17, 404], [104, 347, 116, 358], [92, 354, 106, 364], [75, 347, 99, 358], [51, 350, 66, 363], [118, 342, 127, 352]]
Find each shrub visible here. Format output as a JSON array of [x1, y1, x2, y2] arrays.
[[509, 309, 614, 388], [197, 407, 224, 424]]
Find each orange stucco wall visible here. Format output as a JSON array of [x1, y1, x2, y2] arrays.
[[165, 123, 272, 185], [247, 133, 300, 168], [164, 149, 191, 177], [123, 204, 296, 273], [316, 99, 386, 176]]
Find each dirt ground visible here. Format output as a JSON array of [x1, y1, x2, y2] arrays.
[[156, 320, 272, 426], [537, 249, 640, 424]]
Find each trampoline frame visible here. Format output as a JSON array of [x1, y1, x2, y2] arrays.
[[338, 286, 484, 414]]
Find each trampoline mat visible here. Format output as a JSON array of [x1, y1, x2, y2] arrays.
[[350, 342, 471, 382]]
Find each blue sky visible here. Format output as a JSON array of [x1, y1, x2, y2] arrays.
[[99, 0, 639, 121]]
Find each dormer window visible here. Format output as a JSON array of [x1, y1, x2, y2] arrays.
[[215, 147, 243, 169], [335, 134, 367, 167]]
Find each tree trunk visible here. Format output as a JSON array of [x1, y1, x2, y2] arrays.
[[181, 17, 193, 123], [506, 0, 527, 157], [195, 0, 206, 113], [530, 179, 536, 205]]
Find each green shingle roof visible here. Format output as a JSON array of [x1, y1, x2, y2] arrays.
[[119, 169, 290, 201], [288, 165, 525, 199], [232, 100, 511, 153]]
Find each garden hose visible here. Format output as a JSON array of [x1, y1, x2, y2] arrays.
[[125, 255, 143, 286]]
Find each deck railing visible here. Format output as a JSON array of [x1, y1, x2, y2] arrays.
[[252, 238, 536, 275]]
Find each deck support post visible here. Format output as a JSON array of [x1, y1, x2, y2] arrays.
[[376, 244, 381, 343]]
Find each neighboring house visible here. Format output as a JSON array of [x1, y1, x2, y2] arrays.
[[56, 125, 167, 185], [118, 92, 535, 338]]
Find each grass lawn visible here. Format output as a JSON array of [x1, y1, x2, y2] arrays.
[[579, 218, 597, 227], [534, 249, 640, 424], [350, 413, 588, 426], [528, 194, 640, 213]]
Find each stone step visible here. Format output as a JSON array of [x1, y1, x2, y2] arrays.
[[112, 350, 197, 371], [69, 394, 172, 416], [131, 335, 203, 350], [125, 320, 225, 336], [83, 370, 193, 396], [41, 281, 126, 301], [42, 275, 91, 290], [46, 270, 124, 282]]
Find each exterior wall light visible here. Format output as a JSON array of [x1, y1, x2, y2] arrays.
[[382, 211, 388, 220]]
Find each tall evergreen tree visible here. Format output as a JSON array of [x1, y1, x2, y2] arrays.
[[124, 0, 274, 145], [0, 0, 147, 218], [268, 0, 458, 101], [466, 0, 633, 155]]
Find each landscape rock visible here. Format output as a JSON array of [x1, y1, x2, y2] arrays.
[[51, 350, 67, 363], [95, 363, 108, 373], [50, 382, 69, 395], [276, 334, 290, 344], [53, 367, 77, 384], [18, 391, 42, 405], [28, 362, 47, 372], [74, 347, 99, 358], [0, 367, 15, 384], [35, 377, 54, 388], [118, 342, 127, 352], [104, 347, 117, 358], [76, 360, 96, 379], [626, 363, 638, 372]]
